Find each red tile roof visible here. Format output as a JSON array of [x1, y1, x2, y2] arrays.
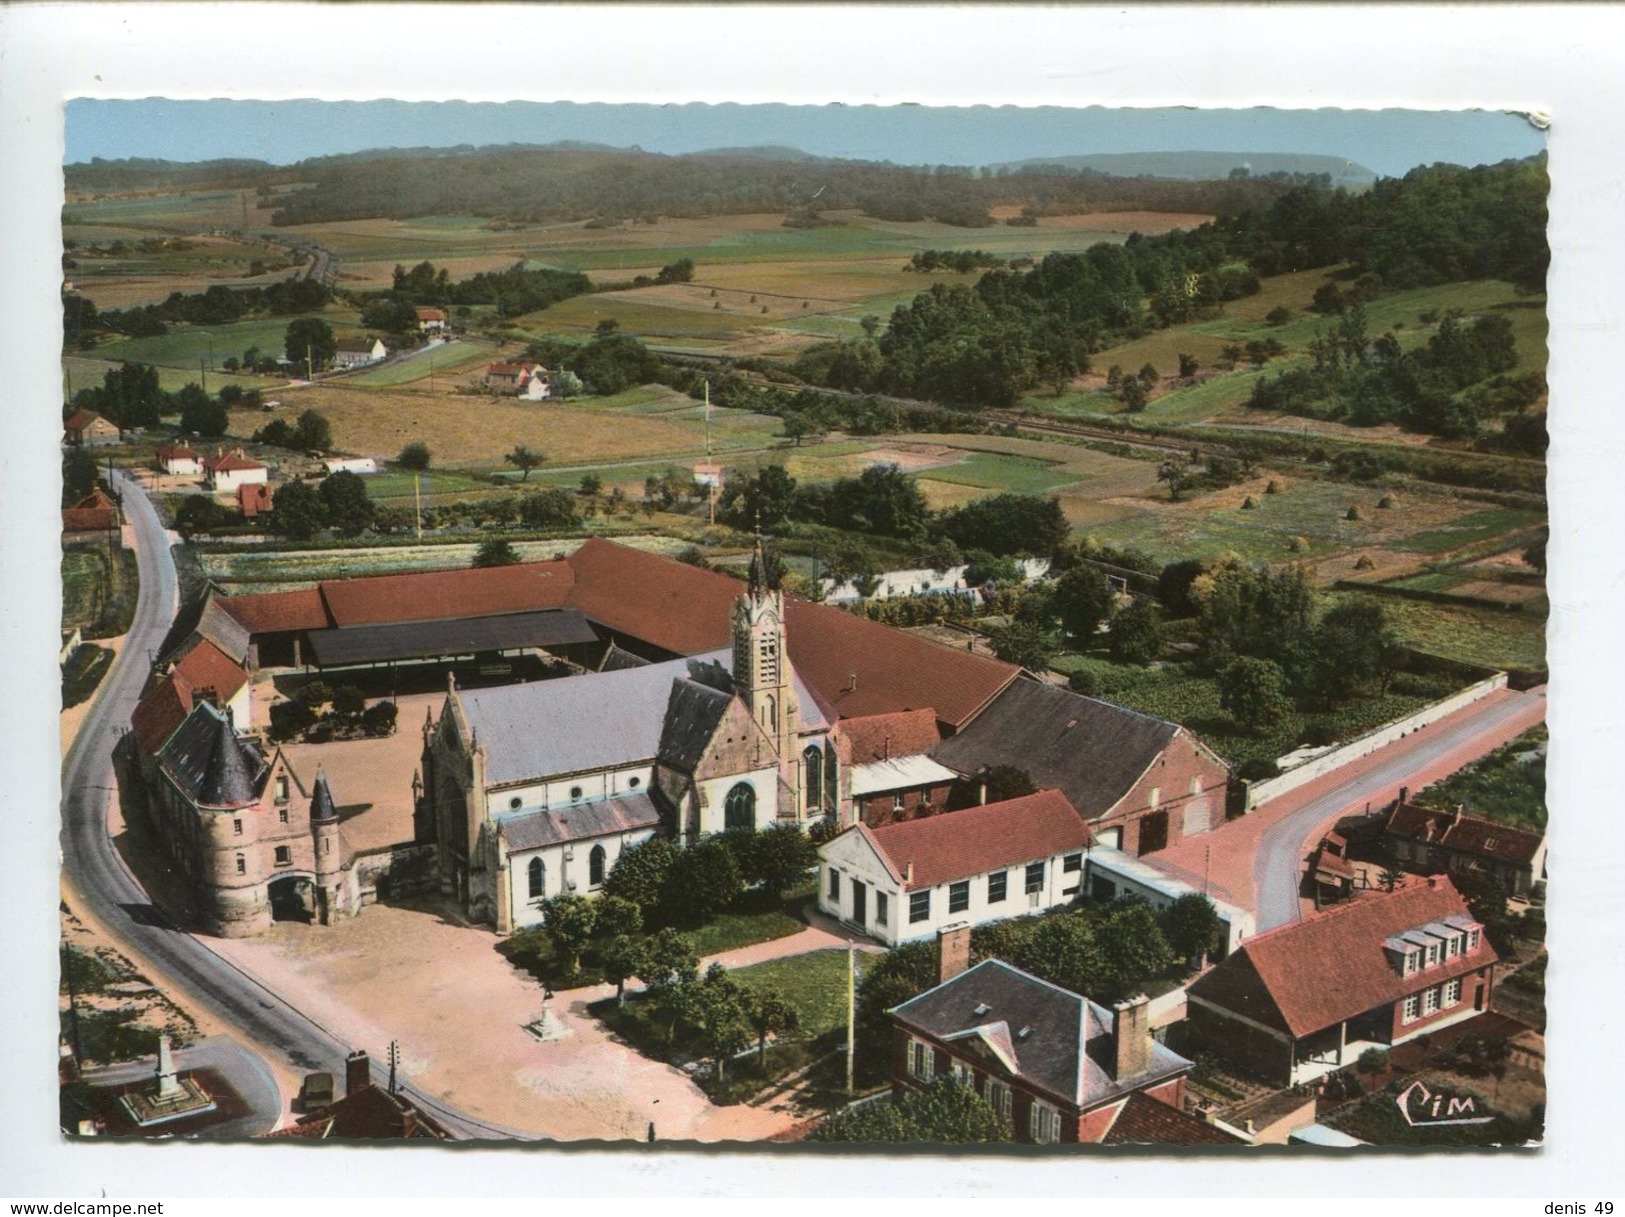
[[64, 409, 101, 431], [271, 1085, 449, 1140], [319, 560, 575, 627], [204, 450, 265, 474], [415, 308, 447, 321], [62, 506, 115, 533], [172, 638, 249, 704], [1102, 1092, 1241, 1145], [237, 482, 275, 519], [130, 672, 193, 754], [217, 587, 331, 634], [486, 361, 526, 376], [1384, 802, 1544, 866], [861, 789, 1091, 890], [1187, 876, 1498, 1039], [836, 709, 944, 763], [564, 539, 1019, 727], [156, 443, 199, 462]]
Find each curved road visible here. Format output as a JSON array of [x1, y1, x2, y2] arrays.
[[61, 469, 528, 1141]]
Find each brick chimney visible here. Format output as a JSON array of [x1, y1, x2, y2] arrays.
[[937, 924, 971, 984], [1111, 994, 1151, 1081], [345, 1049, 371, 1097]]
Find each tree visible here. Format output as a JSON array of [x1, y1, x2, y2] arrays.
[[781, 413, 822, 446], [1157, 457, 1194, 501], [1219, 656, 1294, 735], [938, 494, 1069, 558], [689, 964, 753, 1087], [1022, 913, 1110, 997], [853, 941, 938, 1078], [1098, 901, 1176, 1000], [603, 837, 680, 918], [1118, 377, 1148, 412], [811, 1077, 1011, 1143], [1178, 353, 1200, 379], [473, 539, 522, 568], [1053, 568, 1117, 642], [665, 838, 743, 925], [639, 928, 700, 1044], [744, 987, 800, 1073], [506, 445, 543, 481], [331, 684, 366, 718], [1159, 894, 1224, 966], [1109, 597, 1163, 665], [176, 385, 228, 437], [961, 549, 1023, 589], [540, 894, 596, 975], [987, 621, 1057, 671], [749, 825, 817, 898], [318, 470, 374, 536], [579, 472, 602, 497], [655, 258, 696, 284], [395, 441, 432, 472], [284, 317, 337, 372], [1302, 598, 1400, 703], [724, 465, 798, 532], [593, 894, 643, 941], [599, 934, 645, 1006], [62, 447, 97, 507], [519, 489, 579, 529], [269, 478, 325, 540]]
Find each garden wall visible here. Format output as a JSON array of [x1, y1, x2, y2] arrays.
[[1242, 672, 1509, 811]]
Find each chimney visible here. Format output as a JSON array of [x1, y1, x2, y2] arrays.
[[1111, 994, 1151, 1081], [847, 672, 859, 693], [1398, 786, 1410, 807], [937, 924, 971, 984], [1427, 874, 1443, 890], [345, 1049, 371, 1097]]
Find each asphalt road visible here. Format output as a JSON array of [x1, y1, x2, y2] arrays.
[[1252, 687, 1546, 931], [60, 469, 528, 1141]]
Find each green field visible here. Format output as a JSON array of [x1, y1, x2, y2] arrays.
[[732, 949, 852, 1040], [1332, 590, 1547, 672], [61, 548, 106, 629], [94, 312, 363, 373], [1394, 508, 1547, 554], [913, 451, 1078, 495], [341, 342, 493, 387]]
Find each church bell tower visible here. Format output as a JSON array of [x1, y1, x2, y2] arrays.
[[733, 537, 798, 781]]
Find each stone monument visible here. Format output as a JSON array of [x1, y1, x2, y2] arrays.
[[118, 1034, 218, 1126]]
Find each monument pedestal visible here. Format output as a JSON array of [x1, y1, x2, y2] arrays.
[[117, 1035, 218, 1127], [525, 1004, 572, 1043]]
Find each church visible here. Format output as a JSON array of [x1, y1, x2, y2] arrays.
[[416, 542, 842, 932]]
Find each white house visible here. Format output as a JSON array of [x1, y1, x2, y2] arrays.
[[821, 557, 1050, 604], [816, 789, 1094, 946], [415, 308, 448, 335], [202, 449, 269, 495], [1083, 845, 1255, 957], [497, 793, 661, 930], [332, 337, 388, 369], [156, 443, 203, 477]]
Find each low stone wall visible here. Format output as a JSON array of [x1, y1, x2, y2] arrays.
[[354, 841, 437, 904], [1243, 672, 1509, 811]]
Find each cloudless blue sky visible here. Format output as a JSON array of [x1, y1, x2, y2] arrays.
[[65, 100, 1542, 178]]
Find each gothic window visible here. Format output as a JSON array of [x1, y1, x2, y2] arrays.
[[725, 783, 757, 832], [758, 633, 779, 684], [528, 857, 544, 899], [589, 844, 607, 887], [803, 745, 823, 809], [823, 749, 838, 811], [762, 693, 777, 733]]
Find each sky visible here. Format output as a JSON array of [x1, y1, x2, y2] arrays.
[[65, 100, 1544, 179]]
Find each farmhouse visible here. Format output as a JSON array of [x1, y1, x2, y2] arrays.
[[889, 935, 1228, 1144], [61, 489, 120, 540], [202, 448, 268, 495], [1185, 875, 1498, 1086], [64, 409, 121, 446], [155, 443, 203, 476], [932, 677, 1230, 856], [332, 337, 389, 369], [237, 482, 275, 521], [1381, 799, 1547, 900], [816, 789, 1093, 945], [482, 360, 551, 399], [414, 308, 448, 336]]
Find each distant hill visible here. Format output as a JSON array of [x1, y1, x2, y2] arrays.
[[688, 144, 833, 163], [998, 151, 1377, 188]]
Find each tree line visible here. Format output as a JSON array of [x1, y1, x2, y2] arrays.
[[64, 278, 333, 345]]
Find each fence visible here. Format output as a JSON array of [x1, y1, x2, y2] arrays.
[[1242, 671, 1509, 811]]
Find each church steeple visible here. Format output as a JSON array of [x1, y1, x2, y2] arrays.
[[732, 536, 796, 772]]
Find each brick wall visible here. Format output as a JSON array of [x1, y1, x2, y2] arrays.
[[1095, 731, 1229, 856]]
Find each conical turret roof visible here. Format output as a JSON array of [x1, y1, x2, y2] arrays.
[[157, 702, 266, 809], [310, 766, 338, 823]]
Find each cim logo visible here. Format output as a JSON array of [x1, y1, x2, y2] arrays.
[[1395, 1078, 1495, 1127]]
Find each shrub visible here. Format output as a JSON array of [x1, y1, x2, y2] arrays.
[[1378, 494, 1396, 509], [1288, 535, 1309, 552], [1301, 719, 1340, 747], [269, 698, 316, 741], [361, 700, 398, 736], [1067, 669, 1098, 696], [1354, 554, 1376, 570], [1238, 758, 1282, 781], [1356, 1047, 1391, 1075]]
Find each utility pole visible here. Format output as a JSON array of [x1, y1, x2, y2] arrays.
[[388, 1040, 400, 1094], [705, 379, 716, 526], [414, 472, 423, 543], [845, 939, 857, 1095], [306, 345, 314, 382]]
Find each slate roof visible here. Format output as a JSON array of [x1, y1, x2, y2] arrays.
[[1103, 1091, 1241, 1146], [310, 769, 338, 823], [497, 791, 661, 851], [599, 643, 651, 672], [859, 789, 1091, 890], [891, 959, 1191, 1111], [932, 677, 1196, 818], [304, 609, 597, 668], [836, 709, 943, 764], [654, 668, 735, 773], [1186, 877, 1498, 1039], [193, 598, 253, 666], [1383, 801, 1544, 867], [459, 656, 698, 786], [157, 701, 267, 809], [564, 538, 1018, 728]]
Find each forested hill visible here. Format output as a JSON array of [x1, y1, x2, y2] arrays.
[[257, 146, 1300, 228], [65, 157, 278, 193], [1000, 150, 1377, 189]]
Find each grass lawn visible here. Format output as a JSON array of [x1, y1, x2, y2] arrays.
[[913, 451, 1078, 495], [62, 644, 115, 710], [96, 312, 360, 372], [679, 880, 815, 957], [1412, 726, 1546, 830], [342, 343, 494, 388], [1393, 508, 1548, 554], [731, 948, 852, 1040]]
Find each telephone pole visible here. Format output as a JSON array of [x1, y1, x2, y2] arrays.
[[845, 939, 857, 1095]]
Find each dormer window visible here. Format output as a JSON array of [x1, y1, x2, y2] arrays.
[[1407, 950, 1421, 974]]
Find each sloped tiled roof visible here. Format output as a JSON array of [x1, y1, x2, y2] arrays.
[[130, 672, 194, 754], [1187, 877, 1498, 1039], [217, 586, 330, 634], [318, 560, 575, 627], [64, 409, 101, 431], [171, 637, 249, 704], [272, 1085, 449, 1140], [564, 539, 1018, 727], [62, 505, 116, 533], [835, 708, 943, 764], [157, 701, 267, 809], [891, 959, 1191, 1110], [1384, 802, 1544, 866], [237, 482, 274, 519], [1103, 1092, 1241, 1145], [498, 792, 661, 851], [654, 668, 735, 774], [932, 677, 1196, 818], [204, 450, 265, 473], [157, 443, 199, 462], [861, 789, 1091, 890]]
